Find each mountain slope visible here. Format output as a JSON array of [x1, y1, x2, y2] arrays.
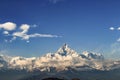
[[0, 44, 120, 72]]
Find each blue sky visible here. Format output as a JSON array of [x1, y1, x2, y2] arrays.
[[0, 0, 120, 57]]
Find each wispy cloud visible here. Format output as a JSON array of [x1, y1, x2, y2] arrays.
[[109, 27, 115, 30], [109, 27, 120, 31], [0, 22, 61, 43], [49, 0, 64, 4], [29, 33, 59, 38], [110, 42, 120, 59], [117, 38, 120, 42], [109, 26, 120, 42], [117, 27, 120, 30]]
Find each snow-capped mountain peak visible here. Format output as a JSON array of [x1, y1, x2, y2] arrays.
[[56, 44, 78, 56], [82, 51, 104, 60], [0, 44, 120, 72]]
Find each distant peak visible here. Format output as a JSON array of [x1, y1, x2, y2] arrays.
[[82, 51, 104, 60], [62, 43, 68, 49], [56, 44, 78, 56], [63, 43, 67, 46]]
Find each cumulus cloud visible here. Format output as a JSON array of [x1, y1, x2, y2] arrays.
[[0, 22, 16, 31], [20, 24, 30, 33], [0, 22, 60, 43], [12, 24, 59, 42], [3, 31, 9, 35], [109, 27, 115, 30], [12, 24, 30, 41]]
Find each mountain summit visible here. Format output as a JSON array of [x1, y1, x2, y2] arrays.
[[56, 44, 78, 56], [0, 44, 120, 72]]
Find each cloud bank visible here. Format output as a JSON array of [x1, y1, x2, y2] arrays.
[[0, 22, 60, 43]]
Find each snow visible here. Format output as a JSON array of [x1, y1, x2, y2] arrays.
[[0, 44, 120, 71]]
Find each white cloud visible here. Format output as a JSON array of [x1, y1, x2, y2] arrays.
[[0, 22, 16, 31], [109, 26, 120, 42], [12, 24, 30, 41], [0, 22, 61, 43], [29, 33, 59, 38], [26, 41, 30, 43], [12, 32, 59, 41], [13, 32, 24, 37], [109, 27, 115, 30], [31, 24, 38, 28], [11, 24, 60, 42], [3, 31, 9, 35], [20, 24, 30, 33], [117, 27, 120, 30]]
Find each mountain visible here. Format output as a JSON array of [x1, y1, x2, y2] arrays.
[[0, 44, 120, 72], [0, 54, 11, 68]]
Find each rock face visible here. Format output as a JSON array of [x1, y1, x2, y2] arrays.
[[0, 44, 120, 72]]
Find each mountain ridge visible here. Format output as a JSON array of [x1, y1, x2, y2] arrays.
[[0, 44, 120, 72]]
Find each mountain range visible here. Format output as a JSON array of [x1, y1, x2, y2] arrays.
[[0, 44, 120, 80], [0, 44, 120, 71]]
